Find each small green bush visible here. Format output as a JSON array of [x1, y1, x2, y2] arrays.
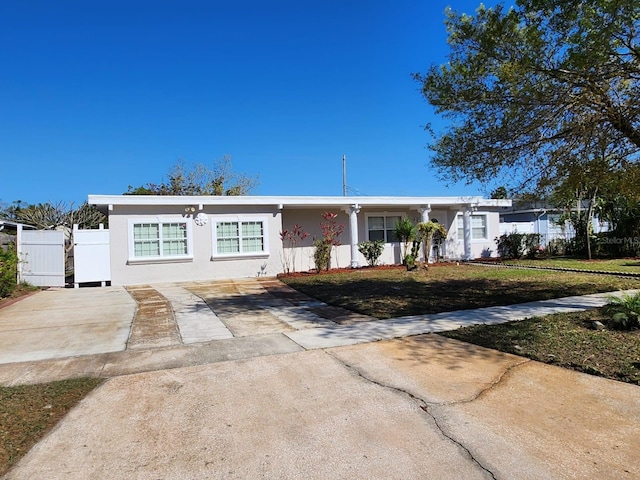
[[523, 233, 542, 258], [358, 240, 385, 266], [604, 292, 640, 330], [313, 239, 332, 272], [495, 233, 542, 259], [495, 233, 526, 259], [0, 244, 19, 298]]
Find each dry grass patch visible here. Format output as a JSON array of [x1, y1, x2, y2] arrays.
[[0, 377, 102, 476], [281, 264, 640, 319], [441, 309, 640, 385]]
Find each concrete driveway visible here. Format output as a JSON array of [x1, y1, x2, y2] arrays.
[[5, 335, 640, 480], [1, 280, 639, 479], [0, 287, 135, 364]]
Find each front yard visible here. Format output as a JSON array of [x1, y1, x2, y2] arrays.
[[281, 263, 640, 319], [496, 257, 640, 273], [281, 262, 640, 385]]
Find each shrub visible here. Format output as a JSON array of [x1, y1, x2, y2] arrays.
[[547, 238, 567, 256], [280, 224, 309, 273], [0, 243, 19, 298], [314, 212, 344, 271], [313, 239, 332, 272], [358, 240, 385, 266], [604, 292, 640, 330], [495, 233, 542, 259], [495, 233, 526, 259], [523, 233, 542, 258]]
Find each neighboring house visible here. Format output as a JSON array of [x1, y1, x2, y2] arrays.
[[499, 201, 609, 246], [89, 195, 511, 286]]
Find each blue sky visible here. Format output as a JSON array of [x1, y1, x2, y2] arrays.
[[1, 0, 501, 206]]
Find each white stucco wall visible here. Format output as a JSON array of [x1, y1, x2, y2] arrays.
[[279, 207, 502, 270], [108, 204, 283, 285], [101, 198, 506, 285]]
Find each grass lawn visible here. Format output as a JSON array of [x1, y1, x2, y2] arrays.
[[0, 377, 102, 476], [441, 309, 640, 385], [281, 263, 640, 319], [282, 263, 640, 386], [498, 257, 640, 273]]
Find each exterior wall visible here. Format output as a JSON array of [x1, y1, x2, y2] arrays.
[[108, 204, 283, 285], [280, 208, 355, 272], [280, 206, 503, 268], [450, 210, 501, 259], [107, 200, 507, 284]]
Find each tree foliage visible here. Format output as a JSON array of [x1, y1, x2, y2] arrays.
[[414, 0, 640, 192], [125, 155, 259, 196], [2, 201, 106, 230]]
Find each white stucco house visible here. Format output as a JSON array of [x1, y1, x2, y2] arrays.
[[89, 195, 511, 286]]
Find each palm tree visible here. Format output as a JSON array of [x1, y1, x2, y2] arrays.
[[393, 217, 416, 264]]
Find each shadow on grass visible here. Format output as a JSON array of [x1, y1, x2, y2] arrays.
[[282, 276, 635, 319]]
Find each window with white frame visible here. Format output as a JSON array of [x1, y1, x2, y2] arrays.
[[367, 215, 402, 242], [213, 218, 268, 256], [130, 220, 191, 260], [457, 214, 488, 240], [457, 216, 464, 240]]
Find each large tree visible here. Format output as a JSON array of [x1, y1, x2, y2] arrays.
[[413, 0, 640, 192], [126, 155, 259, 196]]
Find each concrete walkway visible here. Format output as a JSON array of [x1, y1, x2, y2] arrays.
[[1, 280, 639, 479]]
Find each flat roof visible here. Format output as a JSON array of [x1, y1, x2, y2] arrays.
[[88, 194, 511, 209]]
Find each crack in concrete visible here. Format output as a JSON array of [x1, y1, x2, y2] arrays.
[[437, 358, 531, 407], [325, 350, 499, 480]]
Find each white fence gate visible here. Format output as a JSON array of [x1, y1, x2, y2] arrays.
[[19, 230, 66, 287], [73, 224, 110, 287]]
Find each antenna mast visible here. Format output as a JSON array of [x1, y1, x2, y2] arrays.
[[342, 154, 347, 196]]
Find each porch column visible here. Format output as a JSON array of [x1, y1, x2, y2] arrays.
[[463, 207, 472, 260], [418, 205, 431, 262], [349, 204, 360, 268], [419, 205, 431, 223]]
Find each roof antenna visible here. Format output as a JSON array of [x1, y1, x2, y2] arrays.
[[342, 154, 347, 196]]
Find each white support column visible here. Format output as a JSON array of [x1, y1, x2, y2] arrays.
[[349, 204, 360, 268], [463, 207, 472, 260], [418, 205, 431, 262], [419, 205, 431, 223]]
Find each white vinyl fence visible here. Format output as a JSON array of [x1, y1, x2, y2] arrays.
[[73, 224, 110, 287], [19, 230, 65, 287]]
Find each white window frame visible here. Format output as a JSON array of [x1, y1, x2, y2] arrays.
[[457, 214, 488, 241], [211, 216, 269, 259], [127, 217, 194, 264], [365, 213, 405, 243]]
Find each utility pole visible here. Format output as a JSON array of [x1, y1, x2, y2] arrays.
[[342, 154, 347, 196]]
